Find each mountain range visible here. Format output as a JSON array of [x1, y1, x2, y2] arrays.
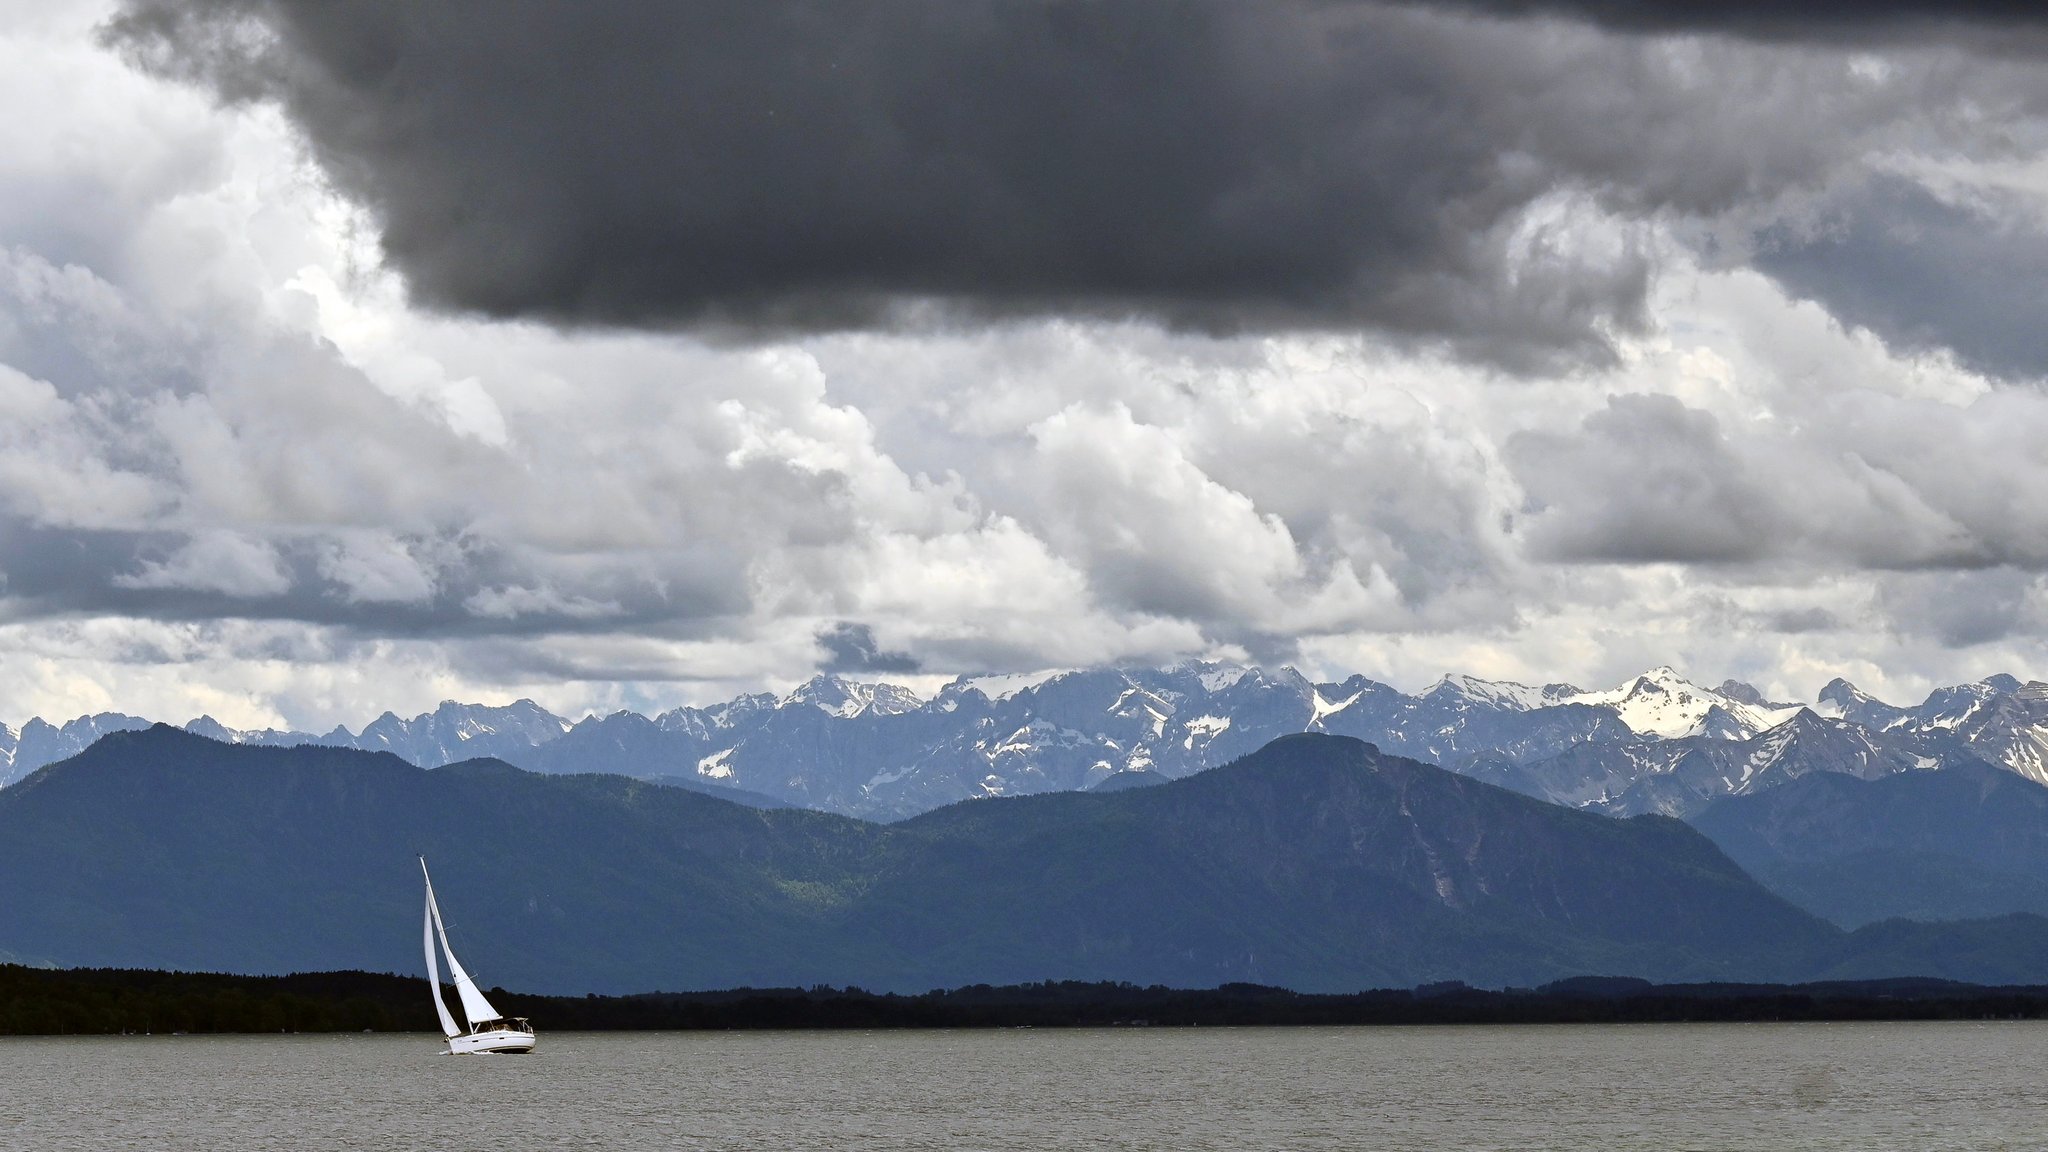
[[7, 664, 2048, 823], [8, 726, 2047, 993]]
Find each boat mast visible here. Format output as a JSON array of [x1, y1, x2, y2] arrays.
[[420, 857, 462, 1039]]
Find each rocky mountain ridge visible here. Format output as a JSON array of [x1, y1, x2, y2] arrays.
[[5, 663, 2046, 820]]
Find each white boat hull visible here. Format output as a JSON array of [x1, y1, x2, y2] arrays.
[[449, 1028, 537, 1055]]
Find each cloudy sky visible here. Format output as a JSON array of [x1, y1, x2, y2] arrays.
[[6, 0, 2048, 729]]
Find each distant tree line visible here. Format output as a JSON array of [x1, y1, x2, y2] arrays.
[[10, 966, 2048, 1036], [0, 967, 419, 1035]]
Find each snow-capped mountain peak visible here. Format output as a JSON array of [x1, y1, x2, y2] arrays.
[[1422, 674, 1581, 712], [1712, 679, 1773, 707], [782, 674, 925, 719], [945, 669, 1070, 702], [1814, 677, 1867, 716], [1162, 659, 1254, 694], [1561, 667, 1801, 740]]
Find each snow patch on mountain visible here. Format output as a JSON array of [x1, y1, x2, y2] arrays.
[[696, 748, 735, 779], [1183, 715, 1231, 750], [864, 763, 912, 790], [1310, 689, 1361, 727]]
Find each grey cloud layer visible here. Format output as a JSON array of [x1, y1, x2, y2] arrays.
[[8, 0, 2048, 727], [1507, 387, 2048, 573]]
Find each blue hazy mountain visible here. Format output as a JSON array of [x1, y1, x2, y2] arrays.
[[0, 712, 152, 788], [1690, 759, 2048, 928]]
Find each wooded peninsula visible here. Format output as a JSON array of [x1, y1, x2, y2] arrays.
[[7, 966, 2048, 1036]]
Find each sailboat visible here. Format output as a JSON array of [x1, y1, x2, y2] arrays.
[[420, 856, 537, 1054]]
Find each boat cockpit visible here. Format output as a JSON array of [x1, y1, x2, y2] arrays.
[[471, 1017, 535, 1035]]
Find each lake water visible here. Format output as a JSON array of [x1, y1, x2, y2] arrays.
[[2, 1022, 2044, 1150]]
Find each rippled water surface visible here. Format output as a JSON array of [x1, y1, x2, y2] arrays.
[[4, 1022, 2046, 1150]]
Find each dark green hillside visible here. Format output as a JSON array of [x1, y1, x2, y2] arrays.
[[1816, 915, 2048, 985], [0, 727, 2035, 992], [1691, 760, 2048, 927], [0, 727, 884, 991], [853, 734, 1837, 989]]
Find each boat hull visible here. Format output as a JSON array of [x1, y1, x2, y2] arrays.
[[448, 1028, 537, 1055]]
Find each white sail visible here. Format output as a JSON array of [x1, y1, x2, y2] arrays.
[[421, 859, 506, 1026], [422, 889, 461, 1038]]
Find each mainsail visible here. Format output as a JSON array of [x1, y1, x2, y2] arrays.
[[422, 889, 460, 1038], [419, 857, 505, 1028]]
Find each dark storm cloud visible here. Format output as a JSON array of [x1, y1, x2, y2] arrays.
[[1756, 176, 2048, 382], [816, 622, 920, 675], [99, 0, 1716, 366], [1411, 0, 2048, 40]]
